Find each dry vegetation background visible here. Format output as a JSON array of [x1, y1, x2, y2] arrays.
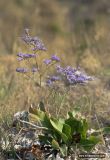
[[0, 0, 110, 125]]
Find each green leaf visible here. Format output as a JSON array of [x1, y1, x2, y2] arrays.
[[52, 139, 60, 149], [67, 110, 79, 118], [79, 136, 101, 151], [79, 119, 88, 139], [50, 118, 68, 143], [59, 118, 65, 124], [66, 113, 88, 140], [50, 118, 63, 132], [29, 108, 52, 129], [29, 107, 46, 121], [65, 117, 81, 133], [62, 123, 72, 140]]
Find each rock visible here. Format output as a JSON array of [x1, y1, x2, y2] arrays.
[[14, 144, 22, 150], [13, 111, 29, 128]]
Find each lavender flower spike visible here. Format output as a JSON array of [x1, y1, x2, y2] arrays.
[[32, 39, 47, 51], [49, 76, 60, 81], [43, 59, 52, 65], [46, 76, 60, 86], [51, 55, 60, 62], [17, 57, 23, 61], [17, 53, 36, 60], [21, 29, 47, 51], [56, 65, 64, 73], [16, 68, 28, 73], [56, 65, 93, 85]]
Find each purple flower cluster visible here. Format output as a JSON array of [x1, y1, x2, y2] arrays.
[[51, 55, 60, 62], [43, 59, 52, 65], [56, 65, 93, 85], [16, 67, 38, 73], [16, 68, 28, 73], [16, 29, 93, 88], [17, 52, 36, 61], [43, 55, 60, 65], [46, 76, 60, 86], [21, 29, 47, 51]]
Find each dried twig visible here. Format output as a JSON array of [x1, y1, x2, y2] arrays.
[[15, 152, 22, 160], [19, 120, 48, 130]]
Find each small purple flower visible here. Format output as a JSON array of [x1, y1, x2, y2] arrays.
[[21, 29, 35, 45], [16, 68, 28, 73], [25, 53, 36, 58], [43, 59, 52, 65], [46, 79, 53, 86], [17, 57, 23, 61], [50, 76, 60, 81], [51, 55, 60, 62], [17, 53, 36, 60], [32, 67, 38, 72], [32, 40, 47, 51], [17, 52, 24, 58], [21, 30, 47, 51], [76, 76, 86, 83], [46, 75, 60, 86], [56, 65, 63, 73]]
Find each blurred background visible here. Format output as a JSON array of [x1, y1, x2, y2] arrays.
[[0, 0, 110, 121], [0, 0, 110, 70]]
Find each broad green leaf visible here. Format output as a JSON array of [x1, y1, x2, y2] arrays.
[[29, 108, 52, 129], [62, 123, 72, 140], [65, 115, 88, 140], [79, 136, 101, 151], [59, 118, 65, 124], [65, 117, 81, 133], [29, 107, 46, 121], [78, 119, 88, 139], [50, 118, 68, 143], [50, 118, 63, 132]]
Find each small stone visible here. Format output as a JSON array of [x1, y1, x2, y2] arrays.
[[14, 144, 22, 150]]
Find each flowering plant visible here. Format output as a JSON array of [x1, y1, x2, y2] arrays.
[[16, 29, 93, 88], [14, 29, 108, 159]]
